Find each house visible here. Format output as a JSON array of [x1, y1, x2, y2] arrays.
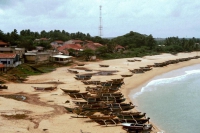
[[36, 46, 44, 52], [0, 63, 4, 73], [0, 47, 25, 57], [0, 47, 13, 53], [14, 48, 25, 59], [50, 40, 65, 50], [0, 53, 21, 71], [50, 55, 73, 64], [51, 40, 64, 46], [0, 40, 10, 47], [64, 40, 84, 45], [24, 51, 50, 64], [83, 42, 103, 50], [57, 44, 83, 56]]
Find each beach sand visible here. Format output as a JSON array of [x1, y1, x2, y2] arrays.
[[0, 52, 200, 133]]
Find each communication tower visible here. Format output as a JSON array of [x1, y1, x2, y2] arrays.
[[99, 5, 103, 37]]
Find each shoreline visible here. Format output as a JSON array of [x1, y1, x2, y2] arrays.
[[1, 52, 200, 133], [121, 54, 200, 132]]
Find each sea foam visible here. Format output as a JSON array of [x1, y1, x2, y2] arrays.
[[132, 69, 200, 98]]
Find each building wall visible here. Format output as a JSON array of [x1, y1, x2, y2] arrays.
[[24, 53, 50, 63], [50, 57, 72, 64], [14, 48, 25, 58], [0, 58, 21, 67], [24, 55, 36, 63], [37, 54, 49, 62]]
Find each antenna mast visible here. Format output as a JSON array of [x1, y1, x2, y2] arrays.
[[99, 5, 102, 37]]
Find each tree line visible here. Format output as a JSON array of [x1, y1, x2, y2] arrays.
[[0, 29, 199, 60]]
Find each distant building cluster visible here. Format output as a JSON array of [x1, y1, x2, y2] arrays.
[[0, 39, 125, 73]]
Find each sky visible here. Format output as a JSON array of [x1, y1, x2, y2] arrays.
[[0, 0, 200, 38]]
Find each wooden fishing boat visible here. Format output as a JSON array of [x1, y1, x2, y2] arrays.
[[68, 69, 79, 74], [134, 59, 141, 62], [80, 103, 107, 108], [147, 65, 155, 68], [120, 117, 150, 124], [140, 67, 152, 72], [32, 86, 57, 91], [88, 114, 116, 120], [73, 101, 89, 105], [87, 86, 121, 94], [82, 80, 100, 85], [108, 103, 135, 111], [98, 92, 123, 97], [122, 123, 152, 132], [129, 69, 144, 74], [116, 113, 146, 119], [72, 109, 96, 117], [67, 92, 89, 99], [85, 69, 92, 72], [100, 95, 124, 100], [93, 118, 120, 126], [83, 97, 126, 103], [76, 74, 92, 78], [74, 74, 92, 80], [116, 111, 142, 115], [85, 86, 99, 91], [127, 59, 135, 62], [111, 78, 124, 82], [154, 62, 166, 67], [99, 64, 109, 67], [74, 77, 91, 80], [121, 74, 133, 77], [100, 97, 126, 103], [100, 81, 124, 87], [87, 87, 120, 94], [0, 84, 8, 89], [81, 107, 110, 112], [60, 88, 80, 93]]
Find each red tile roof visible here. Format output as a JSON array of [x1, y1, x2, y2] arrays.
[[0, 53, 16, 58], [0, 40, 8, 45], [0, 64, 4, 68], [83, 43, 103, 50], [57, 44, 82, 51]]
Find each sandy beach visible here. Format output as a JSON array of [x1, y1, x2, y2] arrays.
[[1, 52, 200, 133]]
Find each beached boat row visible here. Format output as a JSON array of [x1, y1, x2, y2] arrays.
[[154, 56, 200, 67], [128, 55, 200, 75], [63, 77, 152, 133], [129, 66, 152, 74]]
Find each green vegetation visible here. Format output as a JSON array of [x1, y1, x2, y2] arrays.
[[0, 29, 199, 61], [5, 63, 70, 82]]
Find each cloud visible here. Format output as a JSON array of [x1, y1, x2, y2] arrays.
[[0, 0, 200, 38]]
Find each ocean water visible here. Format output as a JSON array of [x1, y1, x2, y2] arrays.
[[130, 64, 200, 133]]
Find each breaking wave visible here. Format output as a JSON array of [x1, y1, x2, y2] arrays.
[[132, 69, 200, 99]]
